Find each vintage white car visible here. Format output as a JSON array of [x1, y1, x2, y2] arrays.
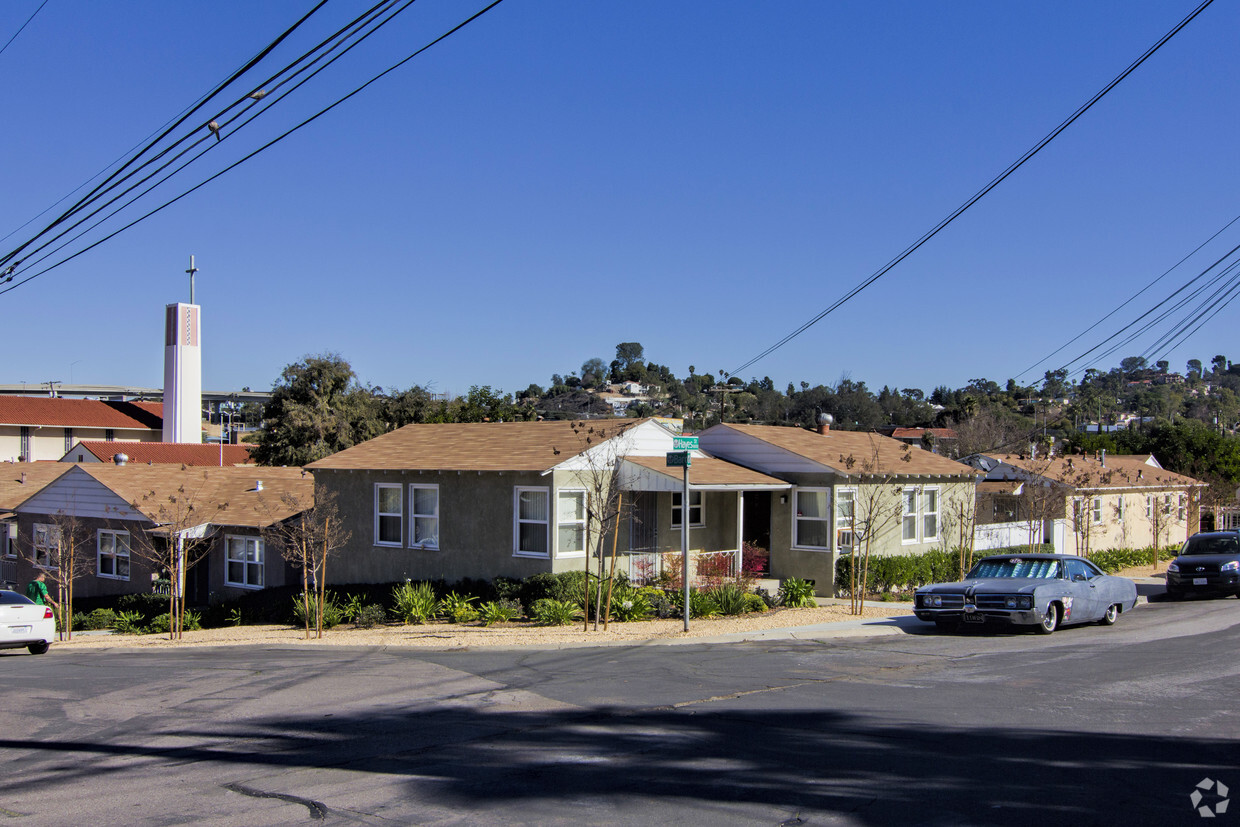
[[914, 553, 1138, 634], [0, 590, 56, 655]]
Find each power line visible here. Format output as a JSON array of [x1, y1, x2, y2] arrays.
[[730, 0, 1215, 379]]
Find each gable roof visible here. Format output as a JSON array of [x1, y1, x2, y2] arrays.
[[705, 424, 980, 478], [0, 463, 74, 511], [979, 453, 1203, 491], [64, 441, 254, 466], [27, 465, 314, 528], [0, 397, 163, 430], [306, 420, 640, 473]]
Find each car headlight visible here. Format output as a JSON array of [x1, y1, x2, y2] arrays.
[[1167, 561, 1179, 573], [1221, 560, 1239, 573]]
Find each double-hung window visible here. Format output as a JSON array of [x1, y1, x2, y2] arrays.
[[514, 487, 550, 557], [33, 523, 59, 569], [97, 530, 130, 580], [794, 488, 829, 550], [557, 490, 587, 557], [225, 536, 264, 588], [835, 488, 855, 554], [375, 483, 403, 547], [409, 485, 439, 549], [671, 490, 703, 528]]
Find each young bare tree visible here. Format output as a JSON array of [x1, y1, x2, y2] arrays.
[[260, 485, 350, 639], [842, 438, 908, 616], [128, 468, 225, 640], [20, 509, 93, 640]]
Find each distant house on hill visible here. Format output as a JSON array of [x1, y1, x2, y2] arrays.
[[59, 440, 253, 467], [0, 397, 164, 462]]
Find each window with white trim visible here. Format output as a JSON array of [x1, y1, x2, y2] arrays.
[[671, 490, 704, 528], [794, 487, 830, 549], [556, 490, 586, 557], [225, 535, 264, 588], [901, 488, 918, 542], [97, 529, 130, 580], [409, 484, 439, 549], [375, 483, 403, 547], [835, 488, 855, 554], [921, 488, 939, 541], [33, 523, 59, 569], [514, 487, 550, 557]]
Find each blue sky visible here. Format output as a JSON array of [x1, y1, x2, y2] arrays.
[[2, 1, 1236, 398]]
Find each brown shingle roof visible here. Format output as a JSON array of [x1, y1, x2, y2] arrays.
[[68, 441, 254, 466], [73, 465, 313, 527], [983, 453, 1203, 490], [0, 397, 162, 430], [306, 420, 639, 473], [714, 424, 980, 477], [623, 456, 789, 487], [0, 463, 74, 510]]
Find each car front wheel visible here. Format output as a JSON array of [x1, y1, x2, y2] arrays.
[[1098, 603, 1119, 626], [1035, 603, 1059, 635], [27, 642, 49, 655]]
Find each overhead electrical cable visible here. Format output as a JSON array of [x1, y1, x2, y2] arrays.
[[729, 0, 1215, 379], [0, 0, 48, 60], [4, 0, 409, 277], [1014, 212, 1240, 382], [0, 0, 507, 296]]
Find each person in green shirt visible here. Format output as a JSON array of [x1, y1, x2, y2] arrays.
[[25, 571, 49, 605]]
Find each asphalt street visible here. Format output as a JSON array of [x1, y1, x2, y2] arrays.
[[0, 595, 1237, 826]]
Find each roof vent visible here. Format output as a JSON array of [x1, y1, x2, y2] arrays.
[[113, 453, 129, 466]]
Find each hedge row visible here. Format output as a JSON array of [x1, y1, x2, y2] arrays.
[[833, 544, 1176, 596]]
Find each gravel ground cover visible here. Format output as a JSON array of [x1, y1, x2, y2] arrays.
[[54, 602, 908, 651]]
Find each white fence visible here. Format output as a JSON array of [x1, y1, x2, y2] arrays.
[[974, 519, 1069, 553]]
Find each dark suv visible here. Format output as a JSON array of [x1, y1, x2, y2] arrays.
[[1166, 531, 1240, 599]]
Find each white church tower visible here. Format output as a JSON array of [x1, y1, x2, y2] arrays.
[[162, 302, 201, 443]]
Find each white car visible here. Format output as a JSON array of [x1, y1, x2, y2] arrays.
[[0, 590, 55, 655]]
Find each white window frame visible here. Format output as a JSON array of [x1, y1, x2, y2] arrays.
[[901, 487, 919, 544], [921, 487, 939, 542], [556, 489, 587, 558], [792, 487, 830, 551], [514, 486, 550, 558], [374, 482, 403, 547], [97, 529, 131, 581], [225, 535, 264, 589], [408, 484, 440, 550], [671, 490, 704, 528], [32, 523, 59, 570], [835, 487, 856, 554]]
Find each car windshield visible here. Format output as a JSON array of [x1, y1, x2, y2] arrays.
[[1182, 535, 1240, 555], [967, 558, 1061, 579], [0, 591, 34, 605]]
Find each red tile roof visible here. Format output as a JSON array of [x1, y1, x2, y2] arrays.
[[0, 397, 162, 430], [67, 441, 254, 466]]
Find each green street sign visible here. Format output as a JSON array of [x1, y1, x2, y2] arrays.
[[666, 451, 691, 468], [672, 436, 699, 451]]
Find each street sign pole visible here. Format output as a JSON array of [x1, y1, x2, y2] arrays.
[[682, 461, 690, 632]]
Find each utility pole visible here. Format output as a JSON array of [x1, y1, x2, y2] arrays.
[[185, 255, 199, 304]]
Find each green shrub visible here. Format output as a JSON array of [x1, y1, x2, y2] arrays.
[[779, 577, 817, 608], [710, 583, 748, 616], [531, 598, 578, 626], [291, 592, 343, 629], [354, 604, 388, 628], [438, 592, 477, 622], [112, 610, 144, 635], [391, 581, 438, 624], [479, 600, 521, 626], [743, 593, 768, 613]]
